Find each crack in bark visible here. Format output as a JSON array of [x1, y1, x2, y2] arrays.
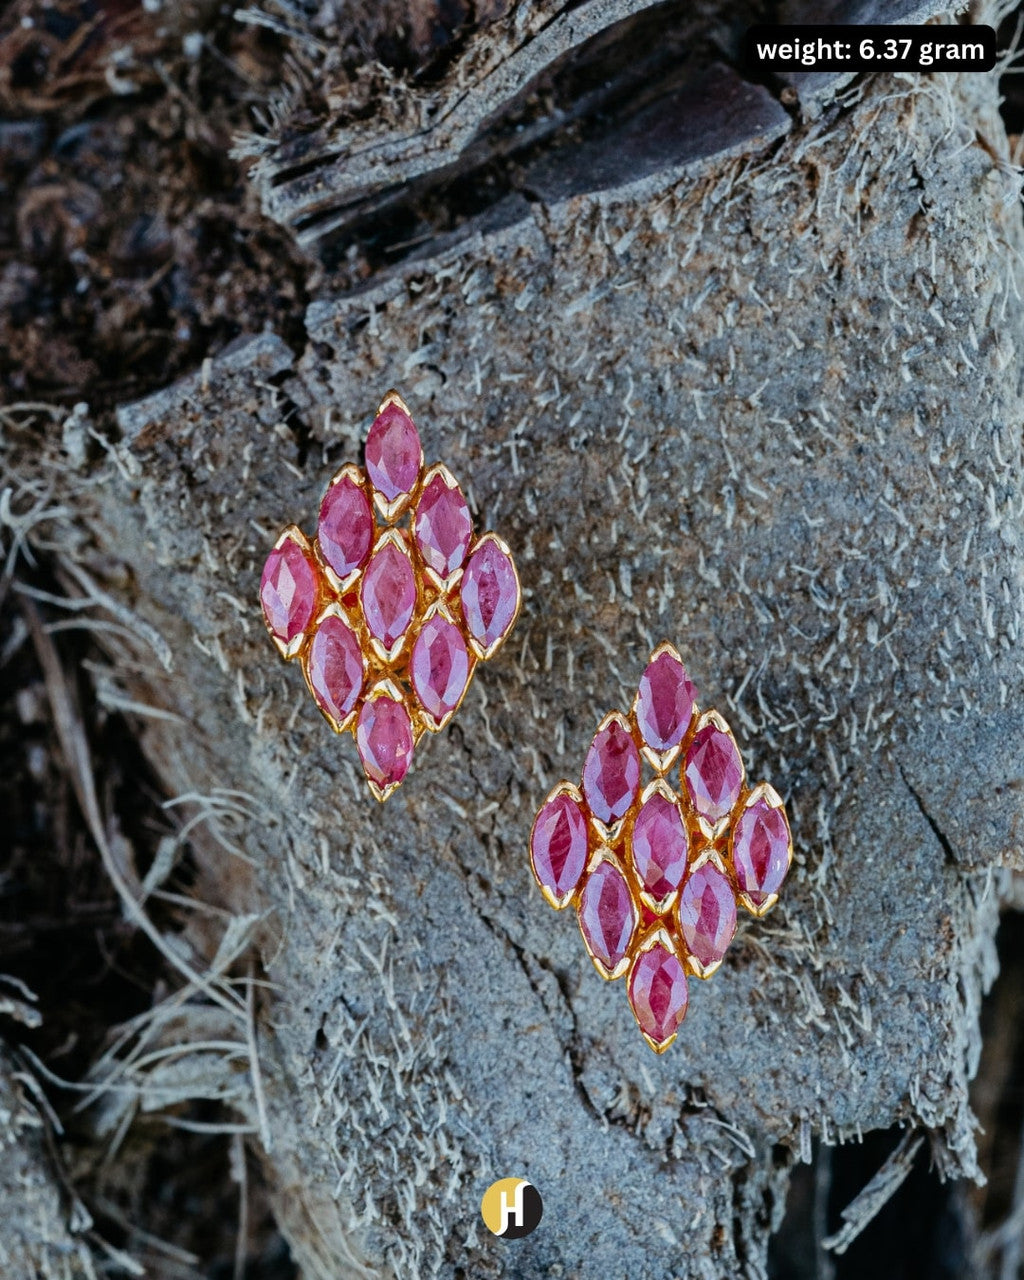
[[898, 764, 960, 867], [444, 835, 612, 1127]]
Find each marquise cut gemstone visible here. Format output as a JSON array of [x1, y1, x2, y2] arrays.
[[630, 792, 688, 902], [577, 861, 636, 972], [636, 650, 697, 752], [677, 863, 736, 969], [628, 943, 689, 1048], [583, 719, 640, 826], [684, 724, 743, 823], [365, 402, 422, 501], [530, 792, 588, 902], [411, 615, 470, 725], [360, 540, 416, 649], [356, 695, 414, 790], [307, 615, 363, 724], [460, 540, 519, 651], [732, 796, 791, 907], [414, 474, 473, 579], [260, 538, 317, 644], [317, 474, 373, 580]]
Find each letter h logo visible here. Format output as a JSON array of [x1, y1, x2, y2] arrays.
[[498, 1181, 526, 1234]]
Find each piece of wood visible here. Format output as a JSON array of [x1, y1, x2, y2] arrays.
[[240, 0, 954, 247]]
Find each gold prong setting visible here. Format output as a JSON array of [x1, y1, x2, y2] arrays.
[[528, 643, 794, 1052], [259, 390, 520, 800]]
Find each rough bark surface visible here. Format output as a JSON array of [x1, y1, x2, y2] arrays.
[[3, 2, 1023, 1277], [0, 1050, 96, 1279]]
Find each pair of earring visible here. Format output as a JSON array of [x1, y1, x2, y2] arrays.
[[259, 391, 793, 1053]]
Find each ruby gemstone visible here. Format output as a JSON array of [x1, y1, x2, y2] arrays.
[[414, 474, 473, 579], [630, 792, 688, 902], [732, 796, 791, 907], [635, 650, 697, 752], [365, 402, 423, 502], [307, 615, 363, 724], [577, 861, 636, 972], [677, 863, 736, 969], [460, 540, 519, 651], [583, 719, 641, 826], [530, 792, 588, 902], [411, 615, 470, 725], [684, 724, 743, 823], [628, 943, 689, 1048], [317, 474, 373, 581], [360, 540, 416, 649], [260, 538, 317, 644], [356, 695, 414, 791]]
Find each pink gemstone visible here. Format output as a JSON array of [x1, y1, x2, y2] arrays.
[[460, 540, 519, 651], [414, 474, 473, 579], [260, 538, 317, 644], [356, 695, 414, 791], [582, 719, 641, 825], [360, 540, 416, 649], [577, 861, 636, 971], [411, 615, 470, 725], [307, 615, 363, 724], [530, 792, 588, 902], [630, 792, 688, 902], [317, 474, 373, 580], [628, 944, 689, 1048], [365, 402, 422, 502], [684, 724, 743, 823], [732, 796, 791, 907], [636, 650, 697, 752], [677, 863, 736, 969]]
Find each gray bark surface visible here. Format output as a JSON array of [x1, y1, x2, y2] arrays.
[[4, 3, 1022, 1276], [0, 1049, 96, 1279]]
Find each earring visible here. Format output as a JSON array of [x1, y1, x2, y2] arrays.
[[259, 390, 521, 800], [529, 643, 792, 1052]]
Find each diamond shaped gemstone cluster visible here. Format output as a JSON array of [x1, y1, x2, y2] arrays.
[[260, 391, 521, 800], [529, 643, 792, 1052]]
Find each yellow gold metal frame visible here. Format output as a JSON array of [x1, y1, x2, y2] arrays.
[[411, 599, 477, 733], [299, 600, 365, 734], [628, 777, 687, 916], [673, 876, 728, 980], [530, 780, 587, 910], [632, 640, 688, 773], [576, 845, 637, 980], [416, 462, 470, 594], [260, 389, 521, 800], [729, 781, 792, 917], [688, 842, 727, 874], [686, 708, 746, 843], [529, 642, 794, 1051], [627, 927, 685, 1054], [359, 678, 410, 803], [361, 527, 419, 665], [315, 463, 370, 594], [586, 709, 636, 845], [267, 526, 322, 660], [369, 390, 423, 522], [462, 532, 522, 662]]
